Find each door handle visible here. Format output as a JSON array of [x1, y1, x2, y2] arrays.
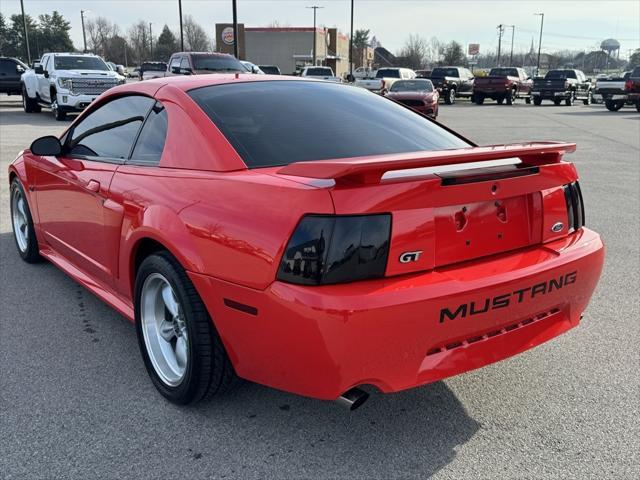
[[86, 179, 100, 192]]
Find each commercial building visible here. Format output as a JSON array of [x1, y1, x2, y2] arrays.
[[215, 25, 350, 76]]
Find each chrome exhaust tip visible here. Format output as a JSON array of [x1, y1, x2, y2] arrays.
[[336, 387, 369, 411]]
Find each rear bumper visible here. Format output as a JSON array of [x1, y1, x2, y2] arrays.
[[190, 228, 604, 400], [532, 90, 571, 99]]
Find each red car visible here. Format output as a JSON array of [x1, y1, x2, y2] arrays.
[[9, 75, 604, 410], [385, 78, 439, 118]]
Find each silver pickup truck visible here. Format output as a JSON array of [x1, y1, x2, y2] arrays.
[[355, 68, 416, 95], [593, 72, 632, 110]]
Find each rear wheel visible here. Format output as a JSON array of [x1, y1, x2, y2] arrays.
[[553, 99, 562, 106], [565, 94, 574, 106], [605, 99, 624, 111], [475, 94, 485, 105], [444, 88, 456, 105], [506, 89, 516, 105], [533, 96, 542, 106], [135, 251, 237, 404], [583, 91, 592, 105], [21, 86, 41, 113], [10, 178, 41, 263]]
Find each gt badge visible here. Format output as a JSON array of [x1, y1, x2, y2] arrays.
[[399, 251, 423, 263]]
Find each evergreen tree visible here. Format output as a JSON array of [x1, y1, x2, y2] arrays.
[[155, 25, 178, 61]]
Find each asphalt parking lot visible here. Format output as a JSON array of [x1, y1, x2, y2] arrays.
[[1, 94, 638, 480]]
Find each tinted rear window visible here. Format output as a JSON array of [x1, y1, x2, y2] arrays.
[[431, 68, 458, 77], [305, 67, 333, 76], [188, 81, 469, 168], [192, 54, 246, 72], [489, 68, 518, 77], [376, 69, 401, 78], [546, 70, 576, 79], [142, 63, 166, 71]]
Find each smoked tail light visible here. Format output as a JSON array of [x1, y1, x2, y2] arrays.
[[277, 214, 391, 285], [624, 79, 633, 91], [563, 181, 585, 232]]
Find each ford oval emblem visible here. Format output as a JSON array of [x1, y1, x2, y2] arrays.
[[551, 222, 564, 233]]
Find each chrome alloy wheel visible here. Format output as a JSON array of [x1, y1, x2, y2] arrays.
[[11, 187, 29, 253], [140, 273, 189, 386]]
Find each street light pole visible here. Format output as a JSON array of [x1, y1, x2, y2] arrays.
[[232, 0, 239, 59], [497, 24, 504, 67], [81, 10, 88, 53], [507, 25, 515, 66], [349, 0, 354, 77], [307, 5, 323, 66], [178, 0, 184, 51], [535, 13, 545, 75], [20, 0, 31, 64]]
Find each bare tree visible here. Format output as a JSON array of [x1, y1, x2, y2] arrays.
[[183, 15, 210, 52], [127, 20, 149, 64], [397, 34, 427, 70], [86, 16, 118, 57]]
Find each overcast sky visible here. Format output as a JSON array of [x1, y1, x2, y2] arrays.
[[3, 0, 639, 57]]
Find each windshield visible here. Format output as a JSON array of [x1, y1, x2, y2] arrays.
[[306, 67, 333, 76], [192, 55, 246, 72], [431, 68, 458, 77], [142, 63, 167, 71], [54, 56, 109, 71], [545, 70, 576, 80], [489, 68, 518, 77], [376, 69, 401, 78], [260, 66, 280, 75], [189, 81, 469, 168], [389, 80, 434, 92]]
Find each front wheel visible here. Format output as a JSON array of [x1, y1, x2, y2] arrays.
[[565, 94, 574, 106], [506, 89, 516, 105], [444, 88, 456, 105], [583, 91, 592, 105], [51, 97, 67, 121], [135, 252, 237, 404], [475, 94, 485, 105], [533, 96, 542, 106], [10, 178, 41, 263]]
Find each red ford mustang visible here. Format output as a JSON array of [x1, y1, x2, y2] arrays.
[[9, 75, 604, 409]]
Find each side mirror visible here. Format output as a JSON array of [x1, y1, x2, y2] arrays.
[[171, 66, 181, 74], [30, 136, 62, 156], [34, 65, 44, 75], [43, 70, 49, 78], [16, 65, 25, 74], [181, 67, 193, 75]]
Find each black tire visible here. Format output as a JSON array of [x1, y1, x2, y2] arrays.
[[525, 96, 532, 104], [10, 178, 42, 263], [21, 86, 41, 113], [605, 99, 624, 112], [135, 251, 237, 404], [583, 91, 592, 105], [496, 96, 505, 105], [475, 94, 485, 105], [636, 101, 640, 112], [50, 91, 67, 121], [444, 88, 456, 105], [506, 89, 516, 105], [533, 96, 542, 106], [553, 99, 562, 106], [565, 94, 574, 106]]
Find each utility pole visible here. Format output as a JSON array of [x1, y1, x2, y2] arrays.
[[306, 5, 323, 66], [232, 0, 239, 59], [178, 0, 184, 51], [497, 24, 504, 67], [149, 22, 153, 59], [349, 0, 354, 78], [80, 10, 88, 53], [507, 25, 515, 66], [20, 0, 31, 64], [535, 13, 545, 75]]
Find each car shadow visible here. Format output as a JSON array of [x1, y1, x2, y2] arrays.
[[1, 231, 480, 478], [0, 106, 76, 126]]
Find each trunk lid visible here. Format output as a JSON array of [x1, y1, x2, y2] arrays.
[[278, 143, 578, 276]]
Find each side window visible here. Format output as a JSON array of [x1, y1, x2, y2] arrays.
[[42, 55, 50, 71], [170, 56, 181, 69], [0, 59, 13, 75], [130, 102, 168, 165], [180, 57, 190, 69], [67, 95, 154, 160]]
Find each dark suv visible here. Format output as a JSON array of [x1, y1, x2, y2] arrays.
[[166, 52, 246, 76], [0, 57, 28, 95]]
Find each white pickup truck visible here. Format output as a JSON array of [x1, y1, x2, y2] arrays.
[[300, 66, 341, 83], [21, 53, 124, 120], [355, 67, 416, 95]]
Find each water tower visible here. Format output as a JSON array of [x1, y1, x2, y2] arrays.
[[600, 38, 620, 71]]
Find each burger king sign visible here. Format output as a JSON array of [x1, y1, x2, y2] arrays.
[[222, 27, 235, 45]]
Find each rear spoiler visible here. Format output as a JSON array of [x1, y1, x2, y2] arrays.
[[278, 142, 576, 185]]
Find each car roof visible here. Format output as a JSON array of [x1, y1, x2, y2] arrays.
[[139, 73, 313, 92]]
